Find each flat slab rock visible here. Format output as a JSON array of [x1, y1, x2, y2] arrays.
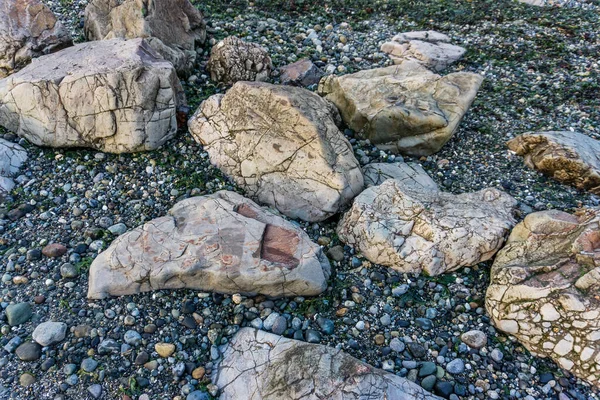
[[380, 30, 466, 71], [362, 162, 439, 191], [486, 209, 600, 386], [508, 131, 600, 194], [0, 138, 27, 195], [188, 81, 363, 222], [207, 36, 272, 85], [0, 0, 72, 78], [213, 328, 442, 400], [0, 38, 185, 153], [318, 61, 483, 156], [87, 191, 331, 299], [338, 178, 517, 276]]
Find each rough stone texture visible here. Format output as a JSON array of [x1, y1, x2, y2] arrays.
[[486, 208, 600, 386], [318, 61, 483, 156], [338, 179, 516, 276], [0, 138, 27, 195], [213, 328, 442, 400], [0, 0, 72, 78], [32, 321, 67, 346], [84, 0, 206, 74], [380, 30, 466, 71], [279, 59, 323, 87], [188, 81, 364, 222], [87, 191, 331, 299], [0, 39, 185, 153], [507, 131, 600, 194], [362, 162, 438, 191], [207, 36, 272, 85]]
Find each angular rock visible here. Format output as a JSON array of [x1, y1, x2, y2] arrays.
[[84, 0, 206, 74], [362, 162, 438, 191], [87, 191, 331, 299], [318, 61, 483, 156], [0, 0, 72, 78], [279, 58, 324, 87], [207, 36, 272, 85], [0, 38, 185, 153], [213, 328, 442, 399], [0, 138, 27, 195], [507, 131, 600, 194], [32, 321, 67, 346], [486, 208, 600, 386], [188, 81, 364, 222], [380, 30, 466, 71], [338, 179, 516, 276]]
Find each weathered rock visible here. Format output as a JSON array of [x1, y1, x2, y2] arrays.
[[362, 162, 438, 191], [338, 179, 516, 276], [507, 131, 600, 194], [32, 321, 67, 346], [279, 58, 323, 87], [318, 61, 483, 156], [486, 208, 600, 386], [87, 191, 331, 299], [207, 36, 272, 85], [188, 81, 363, 222], [0, 138, 27, 195], [0, 0, 72, 78], [84, 0, 206, 74], [380, 30, 466, 71], [0, 38, 185, 153], [213, 328, 442, 399]]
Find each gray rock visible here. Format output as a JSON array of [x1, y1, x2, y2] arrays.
[[15, 342, 41, 361], [32, 321, 67, 346], [461, 330, 487, 349], [124, 330, 142, 346], [186, 391, 210, 400], [6, 303, 32, 326], [446, 359, 465, 375], [60, 263, 79, 279], [390, 338, 405, 353], [98, 339, 120, 355], [81, 358, 99, 373], [87, 384, 102, 399]]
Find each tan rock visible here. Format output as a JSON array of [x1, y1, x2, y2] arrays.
[[207, 36, 272, 85], [0, 39, 185, 153], [155, 342, 175, 358], [362, 162, 438, 191], [486, 208, 600, 386], [507, 131, 600, 194], [318, 62, 483, 156], [188, 81, 363, 222], [84, 0, 206, 74], [338, 179, 516, 276], [0, 0, 72, 78], [87, 191, 331, 299]]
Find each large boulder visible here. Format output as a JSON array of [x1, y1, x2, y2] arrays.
[[0, 39, 185, 153], [0, 138, 27, 195], [213, 328, 442, 400], [188, 81, 364, 222], [486, 209, 600, 386], [207, 36, 272, 85], [338, 179, 516, 276], [318, 61, 483, 156], [0, 0, 72, 78], [380, 30, 466, 71], [87, 191, 331, 299], [507, 131, 600, 194], [84, 0, 206, 74]]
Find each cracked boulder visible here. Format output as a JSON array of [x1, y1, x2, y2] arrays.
[[84, 0, 206, 74], [318, 61, 483, 156], [0, 138, 27, 196], [207, 36, 272, 85], [0, 0, 72, 78], [188, 81, 364, 222], [338, 179, 516, 276], [486, 209, 600, 386], [508, 131, 600, 194], [0, 38, 185, 153], [87, 191, 331, 299], [363, 162, 438, 191], [213, 328, 442, 400], [380, 30, 466, 71]]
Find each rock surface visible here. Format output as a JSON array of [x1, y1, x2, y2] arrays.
[[0, 0, 72, 78], [508, 131, 600, 194], [87, 191, 331, 299], [486, 208, 600, 386], [207, 36, 272, 85], [84, 0, 206, 74], [318, 61, 483, 156], [0, 38, 185, 153], [188, 81, 364, 222], [362, 162, 439, 191], [279, 58, 323, 87], [338, 179, 516, 276], [380, 30, 466, 71], [32, 321, 67, 346], [0, 138, 27, 195], [213, 328, 442, 399]]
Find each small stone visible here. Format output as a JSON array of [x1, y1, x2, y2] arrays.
[[419, 362, 437, 377], [374, 334, 385, 345], [421, 375, 437, 391], [108, 223, 127, 235], [124, 330, 142, 346], [446, 359, 465, 375], [19, 373, 35, 387], [155, 342, 176, 358], [490, 348, 503, 362], [6, 303, 32, 326], [81, 358, 99, 373], [187, 391, 210, 400], [407, 342, 426, 359], [461, 330, 487, 349], [15, 342, 42, 361], [327, 246, 344, 262], [32, 321, 67, 346], [88, 384, 102, 399], [60, 263, 79, 278], [192, 366, 205, 380], [390, 338, 405, 353], [42, 243, 67, 258], [305, 329, 321, 343]]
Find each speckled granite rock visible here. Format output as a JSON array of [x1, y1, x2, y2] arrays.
[[207, 36, 272, 85]]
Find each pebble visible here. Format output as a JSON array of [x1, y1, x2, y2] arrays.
[[461, 330, 487, 349], [155, 342, 176, 358], [15, 342, 42, 361], [5, 302, 32, 326], [446, 358, 465, 375], [32, 321, 67, 346]]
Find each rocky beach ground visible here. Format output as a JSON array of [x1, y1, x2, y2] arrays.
[[1, 0, 599, 399]]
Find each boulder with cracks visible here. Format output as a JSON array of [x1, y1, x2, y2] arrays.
[[87, 191, 331, 299], [207, 36, 272, 85], [362, 161, 439, 191]]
